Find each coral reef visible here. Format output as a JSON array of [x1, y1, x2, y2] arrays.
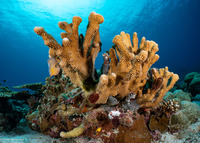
[[175, 72, 200, 96], [26, 74, 84, 138], [13, 82, 43, 91], [188, 73, 200, 95], [0, 83, 43, 132], [169, 100, 200, 132], [34, 12, 179, 107], [28, 12, 180, 141], [116, 115, 152, 143], [193, 94, 200, 106], [148, 99, 179, 133], [163, 90, 200, 133], [164, 89, 191, 104]]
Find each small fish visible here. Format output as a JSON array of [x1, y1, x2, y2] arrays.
[[3, 80, 6, 82], [102, 53, 110, 74], [47, 58, 60, 77], [96, 127, 101, 133]]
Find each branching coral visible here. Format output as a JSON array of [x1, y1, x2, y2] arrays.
[[136, 67, 179, 107], [34, 12, 179, 108], [26, 75, 85, 136], [31, 12, 179, 139], [34, 12, 103, 91], [13, 82, 43, 91]]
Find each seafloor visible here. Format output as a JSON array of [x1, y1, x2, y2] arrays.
[[0, 71, 200, 143], [0, 121, 199, 143]]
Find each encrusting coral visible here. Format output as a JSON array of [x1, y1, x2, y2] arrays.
[[30, 12, 179, 140]]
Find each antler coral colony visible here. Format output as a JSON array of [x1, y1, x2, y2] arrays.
[[34, 12, 179, 108]]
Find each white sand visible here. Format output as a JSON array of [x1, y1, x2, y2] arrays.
[[0, 126, 74, 143]]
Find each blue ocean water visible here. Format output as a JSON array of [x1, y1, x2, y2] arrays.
[[0, 0, 200, 87]]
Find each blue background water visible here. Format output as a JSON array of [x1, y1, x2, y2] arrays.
[[0, 0, 200, 88]]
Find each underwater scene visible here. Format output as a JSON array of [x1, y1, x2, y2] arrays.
[[0, 0, 200, 142]]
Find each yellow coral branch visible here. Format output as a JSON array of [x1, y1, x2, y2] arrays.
[[34, 12, 179, 108]]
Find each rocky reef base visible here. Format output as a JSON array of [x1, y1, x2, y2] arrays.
[[0, 72, 200, 142]]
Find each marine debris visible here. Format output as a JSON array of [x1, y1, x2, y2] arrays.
[[27, 12, 181, 142]]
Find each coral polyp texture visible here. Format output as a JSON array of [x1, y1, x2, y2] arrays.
[[29, 12, 179, 141], [34, 12, 179, 107]]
